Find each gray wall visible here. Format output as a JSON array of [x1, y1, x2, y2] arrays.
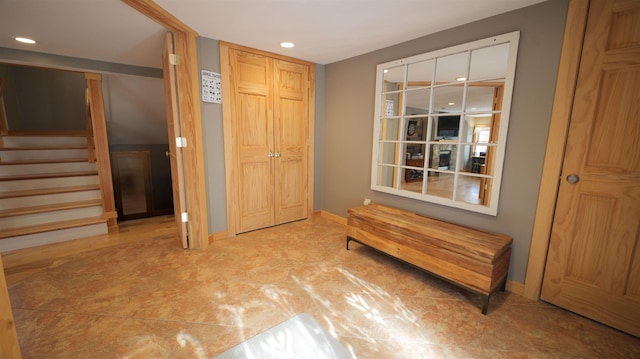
[[197, 37, 227, 233], [322, 0, 569, 284], [104, 74, 167, 145], [0, 50, 166, 144], [314, 65, 325, 211], [0, 64, 86, 131]]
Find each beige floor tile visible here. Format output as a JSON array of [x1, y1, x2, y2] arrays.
[[6, 215, 640, 358]]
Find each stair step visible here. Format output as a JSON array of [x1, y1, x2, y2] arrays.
[[0, 221, 108, 252], [0, 158, 89, 165], [0, 174, 99, 192], [0, 187, 102, 211], [0, 216, 106, 240], [0, 199, 103, 218], [0, 170, 98, 182], [0, 161, 96, 176], [0, 148, 93, 162], [2, 136, 88, 147], [0, 184, 101, 199], [0, 202, 104, 230], [0, 146, 88, 151]]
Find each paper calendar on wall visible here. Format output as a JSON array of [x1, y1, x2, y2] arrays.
[[201, 70, 222, 103]]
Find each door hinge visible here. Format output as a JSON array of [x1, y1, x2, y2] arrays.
[[169, 54, 180, 65], [181, 212, 189, 223], [176, 137, 187, 148]]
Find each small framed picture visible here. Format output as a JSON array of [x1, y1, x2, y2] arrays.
[[407, 120, 417, 136]]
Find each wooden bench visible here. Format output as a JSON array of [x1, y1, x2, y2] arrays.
[[346, 203, 512, 314]]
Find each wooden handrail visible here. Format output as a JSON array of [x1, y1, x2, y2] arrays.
[[85, 73, 118, 233], [85, 88, 95, 163]]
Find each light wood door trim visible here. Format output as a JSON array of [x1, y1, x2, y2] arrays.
[[85, 73, 118, 232], [523, 0, 589, 300], [122, 0, 197, 34], [306, 63, 316, 220], [219, 43, 237, 235], [124, 0, 208, 248]]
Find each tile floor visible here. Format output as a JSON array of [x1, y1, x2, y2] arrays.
[[6, 216, 640, 358]]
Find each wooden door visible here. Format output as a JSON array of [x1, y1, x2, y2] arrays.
[[162, 32, 188, 248], [273, 59, 309, 224], [222, 43, 313, 234], [230, 49, 275, 232], [479, 85, 503, 205], [541, 0, 640, 337]]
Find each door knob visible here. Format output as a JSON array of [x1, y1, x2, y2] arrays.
[[267, 152, 274, 158], [566, 174, 580, 184], [274, 152, 281, 158]]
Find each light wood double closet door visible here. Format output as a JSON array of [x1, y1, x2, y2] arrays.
[[221, 43, 314, 234]]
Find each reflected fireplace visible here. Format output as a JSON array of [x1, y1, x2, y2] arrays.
[[439, 150, 451, 170], [430, 144, 457, 173]]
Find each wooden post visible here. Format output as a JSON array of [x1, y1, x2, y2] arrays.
[[85, 73, 118, 232]]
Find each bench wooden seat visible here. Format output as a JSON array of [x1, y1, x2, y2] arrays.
[[346, 203, 512, 314]]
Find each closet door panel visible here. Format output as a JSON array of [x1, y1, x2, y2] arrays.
[[237, 93, 274, 232], [277, 159, 306, 222], [238, 94, 270, 149], [274, 59, 309, 224], [235, 50, 271, 95], [232, 50, 275, 232], [238, 160, 274, 231]]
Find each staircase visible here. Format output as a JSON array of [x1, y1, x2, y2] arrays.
[[0, 134, 109, 252]]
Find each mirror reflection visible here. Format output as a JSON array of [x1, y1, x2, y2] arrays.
[[371, 32, 519, 215]]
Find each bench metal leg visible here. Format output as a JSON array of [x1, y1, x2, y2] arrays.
[[481, 295, 489, 315]]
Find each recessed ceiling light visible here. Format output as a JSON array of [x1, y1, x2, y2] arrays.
[[15, 37, 36, 44], [456, 77, 466, 81], [280, 42, 294, 48], [448, 102, 455, 106]]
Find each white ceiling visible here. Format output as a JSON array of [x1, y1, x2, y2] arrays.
[[0, 0, 546, 68]]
